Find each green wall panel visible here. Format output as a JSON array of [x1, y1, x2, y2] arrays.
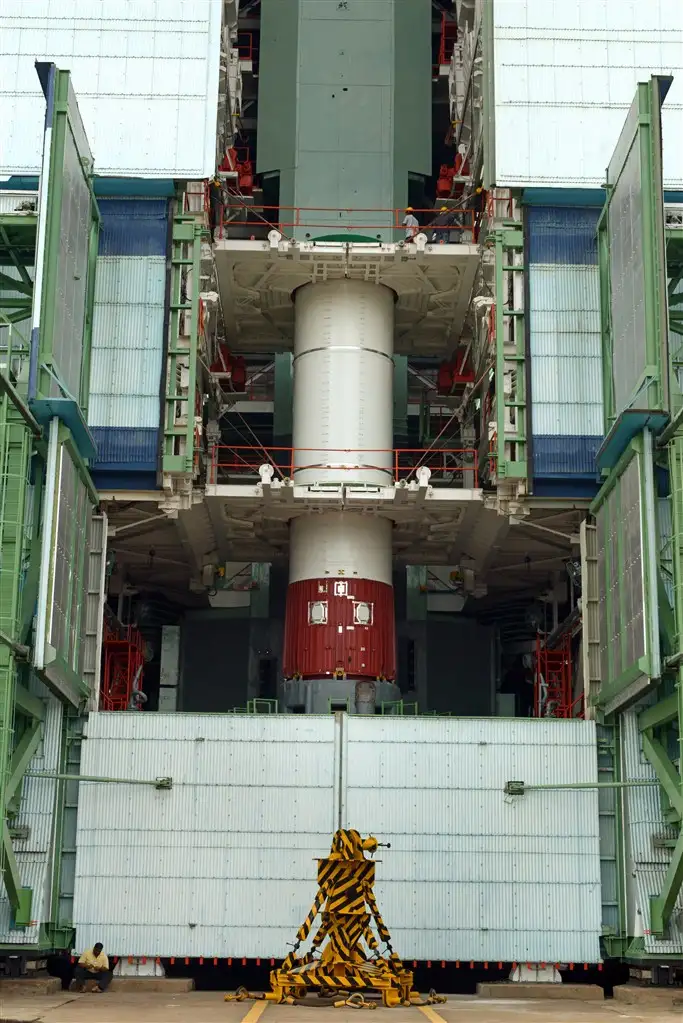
[[258, 0, 431, 240]]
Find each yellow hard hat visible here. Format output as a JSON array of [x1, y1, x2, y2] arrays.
[[475, 187, 483, 194], [405, 206, 413, 212], [440, 206, 448, 212]]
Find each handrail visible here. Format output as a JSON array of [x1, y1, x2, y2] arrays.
[[216, 203, 478, 239], [208, 445, 478, 487]]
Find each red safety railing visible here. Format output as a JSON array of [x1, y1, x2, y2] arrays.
[[438, 12, 458, 66], [216, 204, 477, 240], [208, 446, 478, 487], [101, 625, 145, 711], [486, 188, 514, 222], [533, 634, 573, 719], [237, 31, 256, 63]]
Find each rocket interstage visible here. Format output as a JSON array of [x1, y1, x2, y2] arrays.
[[282, 280, 397, 685]]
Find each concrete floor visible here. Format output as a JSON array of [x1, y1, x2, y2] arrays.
[[1, 994, 683, 1023]]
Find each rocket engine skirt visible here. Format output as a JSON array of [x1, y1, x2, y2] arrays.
[[283, 578, 396, 682]]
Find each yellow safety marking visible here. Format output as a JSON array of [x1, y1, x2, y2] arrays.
[[240, 1001, 268, 1023], [419, 1005, 448, 1023]]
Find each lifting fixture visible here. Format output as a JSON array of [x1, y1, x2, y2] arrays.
[[226, 829, 445, 1008]]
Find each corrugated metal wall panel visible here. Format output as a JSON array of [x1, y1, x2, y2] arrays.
[[74, 714, 339, 957], [89, 395, 160, 431], [342, 717, 601, 963], [493, 0, 683, 188], [622, 712, 683, 954], [74, 714, 602, 962], [90, 428, 158, 468], [88, 202, 167, 469], [97, 200, 168, 258], [0, 0, 221, 178], [89, 220, 166, 463], [528, 207, 603, 479], [0, 688, 63, 943]]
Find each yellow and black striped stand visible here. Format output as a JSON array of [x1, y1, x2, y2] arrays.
[[244, 829, 442, 1008]]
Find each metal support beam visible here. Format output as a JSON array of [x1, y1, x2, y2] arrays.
[[1, 822, 32, 928], [639, 692, 680, 731], [6, 721, 42, 805], [641, 732, 683, 817], [14, 684, 44, 721], [0, 370, 42, 438], [504, 779, 661, 795], [650, 826, 683, 936]]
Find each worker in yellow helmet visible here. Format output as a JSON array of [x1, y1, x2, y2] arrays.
[[402, 206, 419, 243]]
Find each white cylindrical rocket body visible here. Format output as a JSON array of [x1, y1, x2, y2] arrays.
[[291, 280, 394, 486], [283, 280, 396, 682]]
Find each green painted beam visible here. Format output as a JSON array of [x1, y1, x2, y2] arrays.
[[641, 732, 683, 818], [12, 683, 43, 724], [6, 722, 42, 805], [639, 692, 679, 731], [1, 822, 32, 928], [0, 271, 32, 297], [650, 825, 683, 936]]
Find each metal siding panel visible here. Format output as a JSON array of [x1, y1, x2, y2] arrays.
[[74, 714, 338, 957], [90, 427, 158, 467], [527, 206, 600, 265], [341, 717, 601, 963], [98, 200, 168, 257], [529, 260, 603, 466], [89, 255, 165, 431], [74, 715, 602, 961], [0, 1, 221, 178], [0, 692, 63, 943], [493, 0, 683, 188]]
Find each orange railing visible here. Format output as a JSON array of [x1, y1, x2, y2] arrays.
[[208, 446, 478, 487], [216, 204, 477, 240]]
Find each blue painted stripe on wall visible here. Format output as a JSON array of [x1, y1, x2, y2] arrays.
[[98, 199, 168, 256], [90, 427, 158, 469], [91, 470, 159, 491], [532, 435, 601, 477], [532, 477, 600, 500], [527, 206, 600, 266]]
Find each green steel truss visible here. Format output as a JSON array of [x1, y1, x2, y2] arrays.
[[162, 213, 204, 489], [0, 65, 100, 949], [488, 224, 527, 488], [595, 77, 683, 943]]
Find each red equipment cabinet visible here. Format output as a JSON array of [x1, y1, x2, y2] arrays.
[[283, 578, 396, 681]]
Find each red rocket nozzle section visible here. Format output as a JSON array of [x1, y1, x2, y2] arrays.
[[283, 578, 396, 681]]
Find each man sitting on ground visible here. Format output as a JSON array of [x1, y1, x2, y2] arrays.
[[72, 943, 111, 993]]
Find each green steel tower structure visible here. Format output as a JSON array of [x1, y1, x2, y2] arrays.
[[0, 65, 105, 951]]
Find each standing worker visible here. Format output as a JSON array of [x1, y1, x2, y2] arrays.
[[208, 175, 223, 239], [71, 943, 112, 993], [402, 207, 419, 243]]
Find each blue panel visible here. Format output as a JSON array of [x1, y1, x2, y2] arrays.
[[90, 427, 158, 469], [98, 199, 168, 256], [532, 435, 601, 477], [532, 477, 600, 500], [527, 206, 600, 266], [91, 470, 158, 491]]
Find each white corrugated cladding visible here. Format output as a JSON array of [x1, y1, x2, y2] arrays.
[[74, 714, 601, 962], [89, 257, 166, 429], [341, 717, 601, 963], [0, 688, 63, 943], [492, 0, 683, 188], [74, 714, 339, 957], [0, 0, 221, 177]]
